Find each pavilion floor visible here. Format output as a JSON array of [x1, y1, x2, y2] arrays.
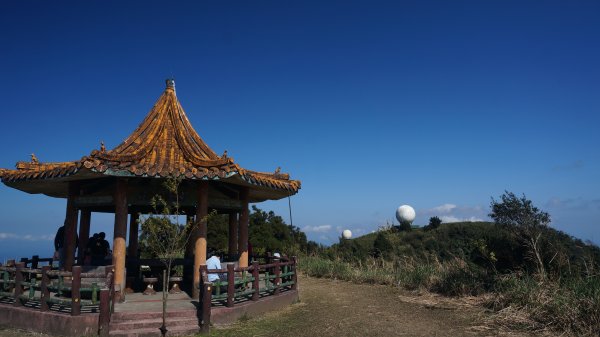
[[115, 291, 197, 313]]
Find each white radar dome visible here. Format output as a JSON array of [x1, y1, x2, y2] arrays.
[[396, 205, 416, 223], [342, 229, 352, 239]]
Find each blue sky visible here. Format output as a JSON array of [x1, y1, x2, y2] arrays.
[[1, 1, 599, 260]]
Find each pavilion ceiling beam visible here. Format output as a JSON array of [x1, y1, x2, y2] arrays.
[[212, 182, 240, 200], [74, 195, 114, 208]]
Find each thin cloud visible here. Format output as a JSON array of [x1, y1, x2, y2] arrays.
[[421, 203, 487, 224], [302, 225, 332, 233], [552, 160, 584, 172], [440, 216, 484, 223], [545, 197, 600, 211], [0, 233, 17, 240], [430, 204, 456, 213], [0, 232, 53, 241]]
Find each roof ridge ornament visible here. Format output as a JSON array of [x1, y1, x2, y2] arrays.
[[166, 78, 175, 92], [30, 153, 39, 164]]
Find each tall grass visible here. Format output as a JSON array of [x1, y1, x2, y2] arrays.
[[299, 255, 485, 296], [488, 274, 600, 335]]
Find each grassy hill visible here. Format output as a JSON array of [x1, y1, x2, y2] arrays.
[[303, 221, 600, 335], [327, 221, 600, 276]]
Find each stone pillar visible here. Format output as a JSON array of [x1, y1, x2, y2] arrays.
[[238, 187, 249, 268], [193, 181, 209, 298], [78, 210, 91, 262], [64, 182, 80, 271], [128, 213, 139, 258], [112, 179, 128, 301], [228, 212, 238, 259]]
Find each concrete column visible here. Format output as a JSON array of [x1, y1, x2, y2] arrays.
[[78, 210, 91, 262], [193, 181, 209, 298], [228, 213, 238, 258], [238, 187, 249, 268], [64, 182, 80, 271], [127, 213, 139, 258], [112, 179, 128, 301]]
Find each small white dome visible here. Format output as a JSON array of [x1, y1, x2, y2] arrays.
[[396, 205, 416, 223], [342, 229, 352, 239]]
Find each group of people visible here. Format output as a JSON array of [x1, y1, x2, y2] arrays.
[[83, 232, 110, 266], [53, 222, 111, 269]]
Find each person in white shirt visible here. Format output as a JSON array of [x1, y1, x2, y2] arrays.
[[206, 252, 225, 283]]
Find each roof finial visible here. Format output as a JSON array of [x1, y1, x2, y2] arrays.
[[100, 141, 106, 153], [30, 153, 39, 164], [166, 78, 175, 91]]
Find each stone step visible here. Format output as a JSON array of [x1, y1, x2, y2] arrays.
[[111, 309, 197, 322], [109, 325, 200, 337], [110, 316, 198, 331]]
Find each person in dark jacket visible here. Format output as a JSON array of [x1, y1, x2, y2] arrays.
[[53, 223, 66, 269], [53, 220, 79, 269], [91, 232, 110, 265]]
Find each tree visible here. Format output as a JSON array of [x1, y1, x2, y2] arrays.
[[489, 191, 551, 279], [249, 206, 308, 255], [399, 221, 412, 232], [425, 216, 442, 231], [372, 232, 393, 258], [139, 177, 206, 336]]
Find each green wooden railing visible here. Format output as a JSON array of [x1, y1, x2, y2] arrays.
[[198, 255, 298, 332], [0, 260, 115, 336]]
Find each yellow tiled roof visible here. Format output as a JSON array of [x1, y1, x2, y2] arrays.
[[0, 80, 300, 193]]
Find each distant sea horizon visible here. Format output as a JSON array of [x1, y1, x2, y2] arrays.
[[0, 242, 54, 264]]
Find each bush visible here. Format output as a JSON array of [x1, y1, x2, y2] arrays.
[[424, 216, 442, 231]]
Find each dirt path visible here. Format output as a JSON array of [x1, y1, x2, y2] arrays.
[[210, 274, 533, 337]]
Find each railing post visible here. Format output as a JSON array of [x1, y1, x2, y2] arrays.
[[32, 255, 40, 269], [104, 265, 115, 313], [274, 260, 281, 295], [266, 252, 272, 264], [199, 265, 211, 334], [98, 289, 110, 337], [226, 263, 234, 307], [71, 266, 81, 315], [291, 256, 298, 290], [252, 261, 260, 301], [40, 266, 50, 311], [13, 262, 24, 306]]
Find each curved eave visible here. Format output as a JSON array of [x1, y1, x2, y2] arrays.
[[0, 167, 103, 198], [0, 163, 81, 183], [239, 174, 300, 193]]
